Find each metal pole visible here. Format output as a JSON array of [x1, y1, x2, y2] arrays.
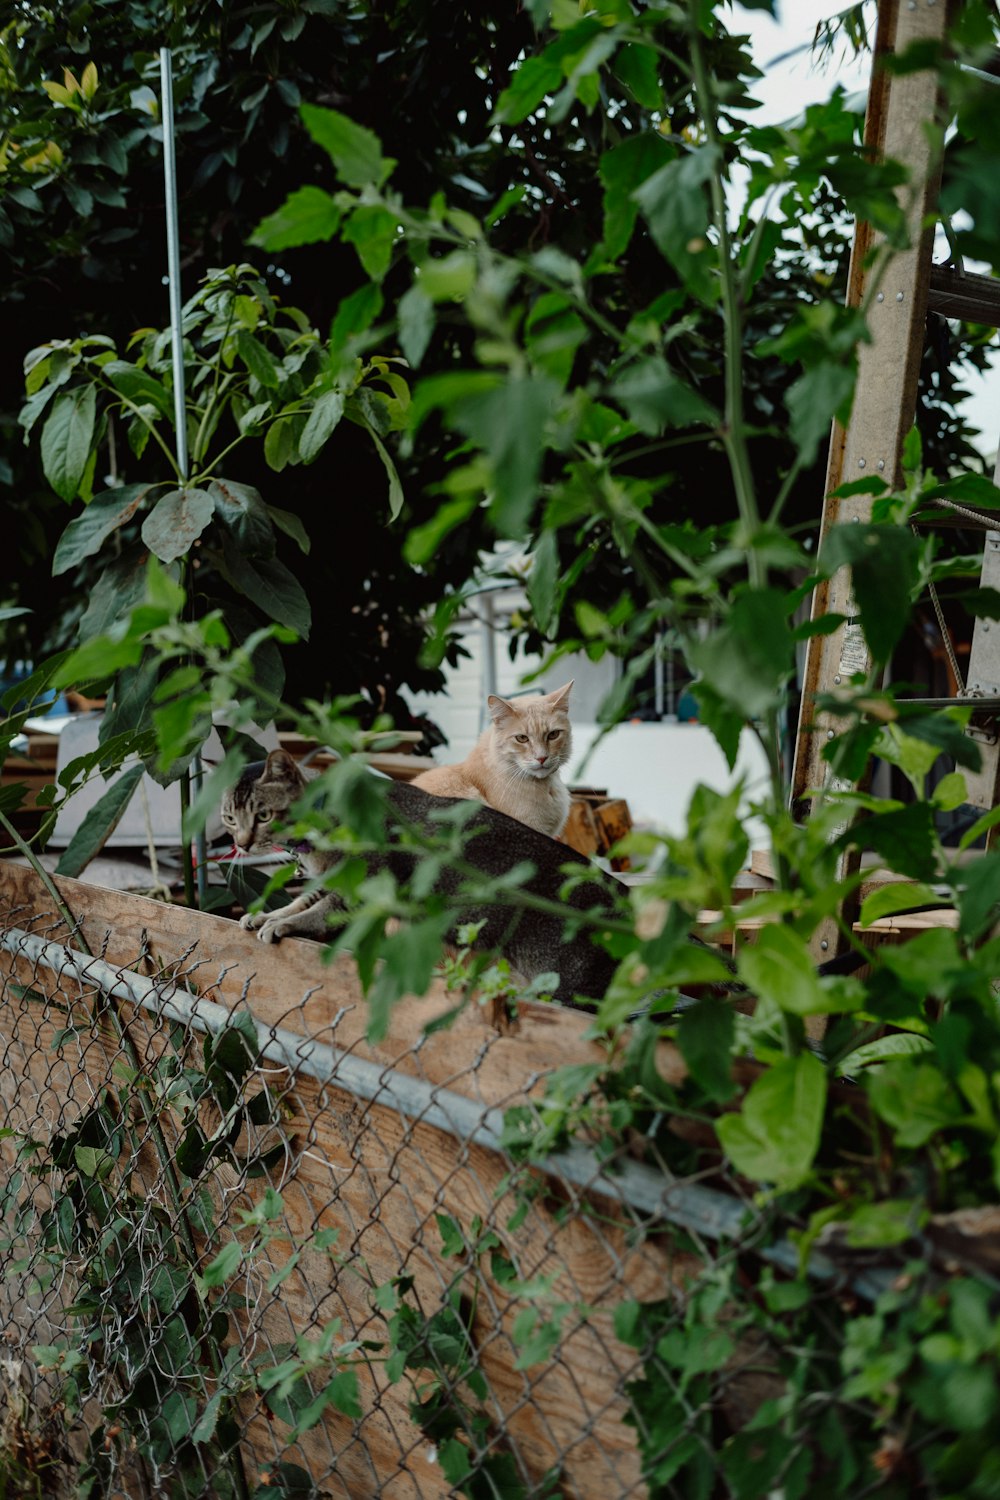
[[1, 921, 891, 1302], [160, 47, 206, 903], [159, 47, 188, 484]]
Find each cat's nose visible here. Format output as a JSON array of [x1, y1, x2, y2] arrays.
[[535, 754, 547, 764]]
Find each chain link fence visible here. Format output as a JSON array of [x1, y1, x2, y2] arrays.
[[0, 862, 855, 1499]]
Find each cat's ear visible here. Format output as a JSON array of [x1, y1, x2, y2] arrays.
[[546, 680, 573, 708], [260, 748, 300, 782], [487, 694, 517, 724]]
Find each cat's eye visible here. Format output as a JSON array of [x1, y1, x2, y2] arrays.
[[222, 813, 235, 826], [515, 734, 529, 743], [257, 812, 273, 824], [547, 730, 561, 740]]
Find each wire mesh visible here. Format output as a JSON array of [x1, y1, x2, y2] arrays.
[[0, 869, 805, 1500]]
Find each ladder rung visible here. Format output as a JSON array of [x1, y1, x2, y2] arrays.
[[928, 266, 1000, 326], [894, 697, 1000, 711]]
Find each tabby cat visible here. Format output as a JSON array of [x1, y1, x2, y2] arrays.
[[220, 747, 619, 1008], [412, 681, 573, 838]]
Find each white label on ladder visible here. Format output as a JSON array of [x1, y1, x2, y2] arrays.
[[839, 621, 869, 679]]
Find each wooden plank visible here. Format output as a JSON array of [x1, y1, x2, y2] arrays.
[[592, 799, 632, 872], [0, 860, 689, 1115], [561, 799, 600, 858], [790, 0, 952, 961], [0, 864, 700, 1498]]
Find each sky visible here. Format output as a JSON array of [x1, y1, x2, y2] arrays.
[[734, 0, 1000, 463]]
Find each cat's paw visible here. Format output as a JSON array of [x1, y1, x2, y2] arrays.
[[256, 917, 289, 944], [239, 911, 267, 931]]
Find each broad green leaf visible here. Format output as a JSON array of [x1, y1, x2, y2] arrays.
[[101, 360, 172, 417], [633, 145, 720, 300], [611, 355, 717, 434], [366, 428, 404, 520], [299, 391, 345, 463], [676, 996, 735, 1102], [300, 103, 395, 188], [342, 204, 398, 282], [251, 185, 343, 251], [953, 853, 1000, 941], [141, 488, 214, 565], [453, 374, 558, 536], [613, 42, 663, 109], [859, 881, 944, 927], [52, 484, 155, 576], [209, 478, 274, 557], [264, 417, 295, 470], [599, 132, 674, 259], [237, 330, 280, 389], [331, 284, 384, 348], [867, 1059, 965, 1147], [403, 493, 478, 566], [821, 523, 922, 664], [716, 1053, 827, 1190], [202, 1239, 243, 1288], [397, 285, 435, 368], [524, 292, 586, 388], [527, 530, 559, 635], [495, 55, 563, 124], [219, 537, 311, 637], [842, 803, 938, 883], [41, 385, 97, 501], [267, 504, 311, 555], [688, 589, 795, 720], [738, 924, 826, 1015], [786, 360, 856, 465], [55, 763, 145, 877]]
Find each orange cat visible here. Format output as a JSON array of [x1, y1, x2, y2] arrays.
[[412, 682, 573, 839]]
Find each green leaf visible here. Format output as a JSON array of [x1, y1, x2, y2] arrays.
[[716, 1053, 827, 1190], [251, 185, 344, 251], [237, 330, 281, 389], [844, 803, 938, 883], [52, 484, 155, 576], [299, 391, 345, 463], [786, 360, 856, 465], [141, 488, 214, 565], [613, 42, 663, 109], [610, 356, 717, 435], [300, 103, 395, 188], [599, 133, 674, 259], [867, 1059, 965, 1147], [331, 284, 384, 348], [101, 360, 172, 417], [633, 145, 720, 301], [954, 853, 1000, 942], [219, 536, 311, 637], [859, 881, 945, 926], [264, 416, 295, 470], [342, 204, 398, 282], [527, 530, 559, 636], [738, 924, 826, 1016], [41, 385, 97, 501], [453, 375, 558, 536], [676, 996, 735, 1102], [820, 524, 922, 664], [55, 763, 145, 877], [687, 589, 795, 720], [267, 504, 311, 555], [495, 54, 563, 124], [202, 1239, 243, 1288], [397, 285, 435, 369], [208, 478, 274, 558]]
